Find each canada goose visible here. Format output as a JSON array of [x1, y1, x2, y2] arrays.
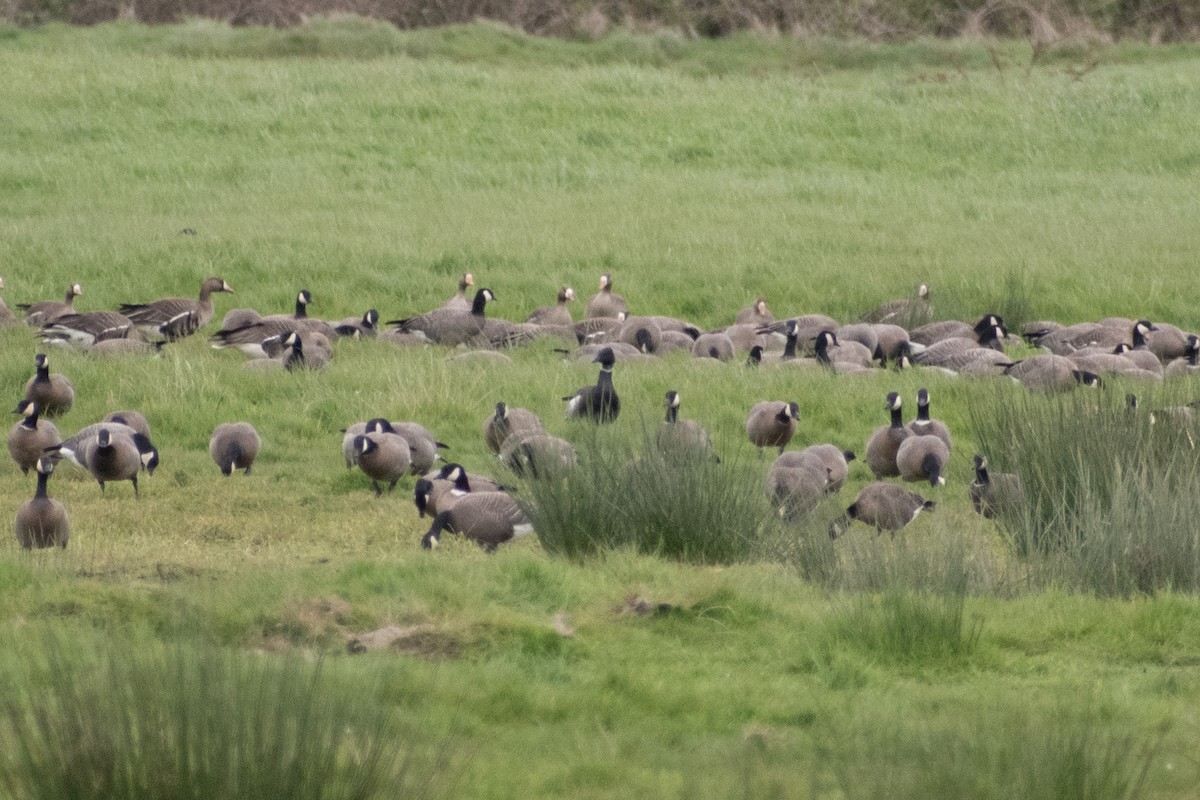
[[18, 283, 82, 326], [1005, 355, 1101, 392], [865, 392, 911, 478], [791, 444, 855, 492], [869, 323, 912, 362], [101, 410, 151, 439], [690, 332, 736, 361], [23, 353, 74, 417], [15, 458, 70, 549], [8, 400, 62, 475], [1112, 343, 1164, 376], [565, 347, 619, 423], [828, 482, 935, 538], [0, 276, 14, 324], [526, 287, 576, 327], [969, 454, 1025, 521], [386, 421, 447, 474], [333, 309, 380, 338], [483, 402, 544, 455], [911, 325, 1007, 369], [1069, 349, 1159, 381], [209, 422, 261, 476], [760, 313, 841, 346], [657, 329, 698, 355], [735, 297, 773, 326], [281, 330, 330, 371], [414, 464, 510, 519], [1137, 319, 1189, 362], [814, 330, 873, 372], [499, 432, 577, 479], [754, 321, 819, 367], [441, 273, 475, 311], [896, 434, 949, 487], [41, 310, 136, 345], [571, 342, 654, 363], [420, 491, 532, 552], [438, 463, 508, 497], [618, 316, 662, 353], [584, 273, 629, 320], [745, 401, 798, 454], [352, 430, 412, 496], [80, 427, 147, 496], [264, 289, 314, 322], [656, 391, 714, 459], [765, 455, 830, 520], [905, 389, 952, 452], [119, 276, 233, 340], [86, 338, 165, 358], [1165, 336, 1200, 378], [856, 283, 931, 326], [574, 313, 626, 344], [388, 288, 495, 346], [51, 422, 159, 476]]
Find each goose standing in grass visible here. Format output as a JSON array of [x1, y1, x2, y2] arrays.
[[656, 390, 714, 459], [526, 287, 576, 326], [865, 392, 910, 478], [388, 287, 495, 346], [905, 388, 952, 452], [565, 347, 619, 423], [352, 426, 412, 496], [500, 432, 577, 479], [386, 421, 447, 474], [420, 490, 532, 552], [0, 276, 14, 324], [745, 401, 798, 454], [210, 422, 261, 476], [765, 452, 831, 520], [442, 273, 475, 311], [791, 444, 855, 492], [969, 454, 1024, 521], [18, 282, 82, 326], [15, 458, 70, 549], [120, 276, 233, 340], [8, 400, 61, 475], [23, 353, 74, 417], [102, 410, 151, 439], [483, 402, 544, 455], [829, 482, 935, 538], [75, 427, 149, 497], [52, 421, 159, 477], [584, 273, 628, 319], [896, 434, 950, 487], [41, 310, 136, 346]]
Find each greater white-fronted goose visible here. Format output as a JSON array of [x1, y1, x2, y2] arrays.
[[565, 347, 619, 423], [8, 400, 62, 475], [829, 482, 935, 538], [352, 428, 412, 496], [735, 297, 773, 326], [120, 276, 233, 340], [856, 283, 931, 326], [41, 311, 136, 345], [441, 273, 475, 311], [15, 458, 70, 549], [210, 422, 261, 476], [18, 283, 82, 326], [526, 287, 576, 327], [584, 273, 628, 319], [23, 353, 74, 417]]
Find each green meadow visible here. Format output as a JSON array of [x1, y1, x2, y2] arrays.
[[2, 18, 1200, 798]]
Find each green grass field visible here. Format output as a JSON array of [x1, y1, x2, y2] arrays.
[[2, 19, 1200, 798]]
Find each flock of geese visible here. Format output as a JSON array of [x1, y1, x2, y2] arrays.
[[4, 273, 1199, 551]]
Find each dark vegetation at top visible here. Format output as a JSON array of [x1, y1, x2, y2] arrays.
[[3, 0, 1198, 42]]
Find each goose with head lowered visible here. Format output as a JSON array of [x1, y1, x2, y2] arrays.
[[388, 288, 495, 346], [905, 388, 952, 452], [421, 489, 531, 552], [352, 420, 412, 496], [969, 454, 1024, 522], [565, 347, 619, 423], [67, 426, 153, 497], [120, 276, 233, 341], [828, 482, 935, 538], [210, 422, 261, 476], [896, 433, 949, 487], [15, 458, 70, 549]]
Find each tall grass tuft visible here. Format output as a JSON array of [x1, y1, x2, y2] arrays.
[[0, 632, 450, 800], [518, 430, 782, 564], [970, 387, 1200, 595]]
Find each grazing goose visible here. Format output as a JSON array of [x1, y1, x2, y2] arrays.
[[210, 422, 261, 476], [969, 454, 1025, 521], [8, 400, 62, 475], [500, 432, 577, 479], [656, 391, 714, 459], [385, 420, 447, 474], [18, 283, 82, 326], [765, 454, 830, 520], [1112, 343, 1164, 377], [584, 273, 629, 319], [526, 287, 576, 327], [856, 283, 931, 326], [120, 276, 233, 340], [483, 402, 544, 455], [828, 482, 935, 538], [442, 273, 475, 311], [865, 392, 911, 478], [745, 401, 799, 454], [618, 316, 662, 354], [420, 490, 532, 552], [15, 458, 70, 549], [1165, 336, 1200, 378], [565, 347, 619, 423], [735, 296, 774, 326], [352, 429, 412, 496], [690, 332, 736, 361], [388, 288, 495, 346], [896, 434, 949, 487], [869, 323, 912, 363], [102, 410, 151, 439], [41, 310, 136, 345], [905, 388, 953, 452], [791, 444, 855, 492], [23, 353, 74, 417], [0, 276, 14, 324]]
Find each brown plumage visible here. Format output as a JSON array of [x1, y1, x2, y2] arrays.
[[441, 273, 475, 311], [18, 282, 82, 326], [41, 310, 136, 345], [969, 454, 1025, 521], [388, 288, 495, 346], [745, 401, 799, 453], [526, 287, 575, 326], [656, 391, 714, 459], [865, 392, 910, 478], [896, 434, 950, 487], [210, 422, 261, 476], [352, 431, 412, 496], [829, 482, 935, 538], [421, 490, 531, 552], [584, 273, 629, 319], [8, 400, 62, 475], [23, 353, 74, 417], [483, 402, 544, 455], [15, 458, 70, 549], [905, 388, 953, 453], [120, 276, 233, 340]]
